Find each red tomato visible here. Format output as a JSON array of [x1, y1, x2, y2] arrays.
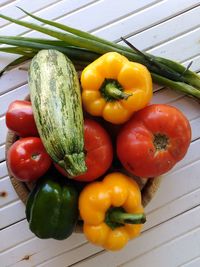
[[7, 137, 52, 182], [55, 119, 113, 182], [6, 100, 38, 137], [117, 104, 191, 178]]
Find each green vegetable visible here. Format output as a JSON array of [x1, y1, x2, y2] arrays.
[[0, 8, 200, 101], [26, 175, 79, 240], [29, 49, 87, 177]]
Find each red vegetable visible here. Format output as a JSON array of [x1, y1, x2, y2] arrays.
[[6, 100, 38, 137], [7, 137, 52, 182], [117, 104, 191, 178], [55, 119, 113, 182]]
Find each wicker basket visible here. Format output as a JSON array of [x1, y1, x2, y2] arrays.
[[5, 75, 162, 232], [5, 130, 162, 233]]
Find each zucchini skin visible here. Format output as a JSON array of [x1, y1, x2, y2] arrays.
[[28, 49, 86, 177]]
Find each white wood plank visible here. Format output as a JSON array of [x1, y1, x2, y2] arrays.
[[0, 0, 14, 8], [71, 205, 200, 267], [0, 0, 59, 27], [0, 144, 5, 162], [0, 83, 29, 116], [0, 161, 7, 178], [54, 0, 158, 32], [151, 87, 184, 104], [0, 0, 156, 46], [190, 117, 200, 141], [93, 0, 199, 41], [122, 227, 200, 267], [182, 256, 200, 267], [0, 116, 7, 145], [118, 5, 200, 51], [0, 220, 33, 252], [0, 176, 18, 207], [0, 0, 96, 30], [0, 67, 28, 95], [0, 233, 87, 267], [164, 135, 200, 174], [0, 200, 24, 229], [148, 27, 200, 62], [0, 0, 157, 36], [170, 96, 200, 122], [38, 242, 100, 267], [144, 160, 200, 226]]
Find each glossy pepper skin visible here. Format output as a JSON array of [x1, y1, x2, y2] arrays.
[[81, 52, 152, 124], [79, 172, 145, 251], [26, 175, 79, 240]]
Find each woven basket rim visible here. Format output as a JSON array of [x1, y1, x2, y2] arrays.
[[5, 129, 162, 232], [5, 90, 162, 232]]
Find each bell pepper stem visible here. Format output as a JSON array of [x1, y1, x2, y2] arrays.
[[105, 83, 132, 100], [109, 209, 146, 224], [105, 207, 146, 230]]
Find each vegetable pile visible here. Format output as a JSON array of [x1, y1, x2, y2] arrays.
[[3, 10, 193, 251]]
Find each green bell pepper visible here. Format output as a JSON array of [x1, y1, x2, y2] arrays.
[[26, 175, 79, 240]]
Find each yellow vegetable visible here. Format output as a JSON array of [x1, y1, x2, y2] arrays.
[[79, 172, 146, 251], [81, 52, 152, 124]]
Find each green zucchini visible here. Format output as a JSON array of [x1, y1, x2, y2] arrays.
[[28, 49, 86, 177]]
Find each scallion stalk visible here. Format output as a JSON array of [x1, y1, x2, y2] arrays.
[[0, 9, 199, 101], [0, 36, 100, 62], [16, 8, 200, 88]]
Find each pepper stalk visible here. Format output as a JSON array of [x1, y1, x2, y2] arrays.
[[105, 207, 146, 230]]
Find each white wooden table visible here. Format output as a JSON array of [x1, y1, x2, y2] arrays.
[[0, 1, 200, 266]]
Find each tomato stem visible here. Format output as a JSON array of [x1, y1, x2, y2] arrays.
[[31, 153, 40, 160], [153, 133, 169, 150]]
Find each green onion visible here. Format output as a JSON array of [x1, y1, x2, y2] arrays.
[[0, 12, 185, 79], [16, 7, 199, 88], [0, 36, 100, 62], [151, 73, 200, 100], [0, 46, 37, 55], [0, 8, 199, 101]]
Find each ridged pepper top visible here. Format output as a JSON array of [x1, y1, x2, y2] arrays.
[[81, 52, 153, 124], [79, 172, 145, 251]]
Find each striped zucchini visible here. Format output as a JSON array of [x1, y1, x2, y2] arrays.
[[28, 49, 86, 177]]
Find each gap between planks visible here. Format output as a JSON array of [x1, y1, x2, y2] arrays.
[[66, 205, 200, 267]]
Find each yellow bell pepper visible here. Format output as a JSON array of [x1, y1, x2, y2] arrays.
[[79, 172, 146, 251], [81, 52, 152, 124]]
